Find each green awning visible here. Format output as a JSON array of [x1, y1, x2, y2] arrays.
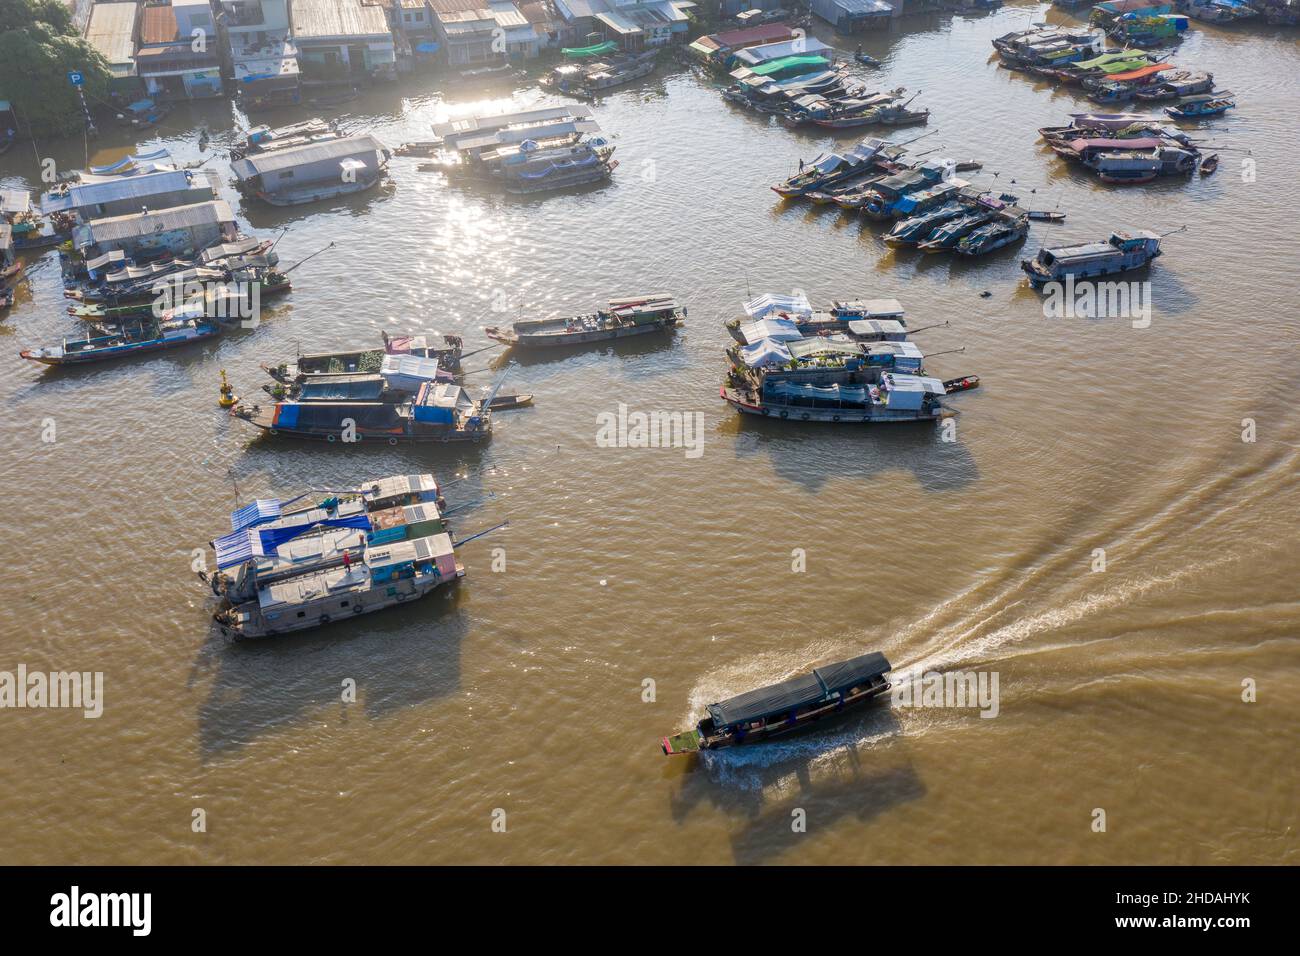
[[561, 41, 619, 58], [750, 55, 830, 77]]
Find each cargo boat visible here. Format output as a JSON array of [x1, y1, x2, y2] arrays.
[[231, 381, 494, 444], [661, 652, 892, 754], [485, 295, 684, 348], [19, 316, 223, 365], [1021, 229, 1164, 287], [725, 294, 905, 343], [264, 332, 464, 380], [200, 473, 447, 603], [213, 533, 463, 639]]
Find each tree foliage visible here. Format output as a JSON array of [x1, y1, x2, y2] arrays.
[[0, 0, 113, 138]]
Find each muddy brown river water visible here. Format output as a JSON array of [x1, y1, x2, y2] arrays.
[[0, 4, 1296, 864]]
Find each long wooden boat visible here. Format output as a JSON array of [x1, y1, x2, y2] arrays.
[[265, 332, 464, 381], [485, 295, 683, 348], [19, 317, 223, 366], [68, 276, 292, 322], [661, 651, 892, 754]]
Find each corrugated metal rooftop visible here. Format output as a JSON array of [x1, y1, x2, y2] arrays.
[[230, 135, 387, 177], [83, 200, 235, 242], [292, 0, 392, 38]]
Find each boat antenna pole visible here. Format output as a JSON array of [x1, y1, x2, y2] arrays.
[[282, 241, 335, 276], [1158, 225, 1188, 239], [479, 363, 512, 411], [905, 321, 950, 335], [922, 347, 966, 359], [453, 520, 510, 549], [897, 129, 937, 149], [269, 226, 290, 252], [458, 342, 504, 362], [441, 492, 496, 517]]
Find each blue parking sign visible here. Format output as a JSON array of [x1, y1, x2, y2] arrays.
[[68, 71, 84, 88]]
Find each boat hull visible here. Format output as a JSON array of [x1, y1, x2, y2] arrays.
[[487, 316, 680, 348], [722, 387, 942, 423], [662, 680, 893, 755], [216, 570, 464, 640]]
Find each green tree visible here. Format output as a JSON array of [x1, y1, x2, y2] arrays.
[[0, 0, 112, 138]]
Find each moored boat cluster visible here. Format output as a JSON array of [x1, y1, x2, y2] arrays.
[[199, 473, 482, 640], [720, 292, 979, 425], [992, 23, 1235, 116], [690, 25, 930, 130]]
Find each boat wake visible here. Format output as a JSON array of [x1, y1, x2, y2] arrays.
[[680, 437, 1297, 774]]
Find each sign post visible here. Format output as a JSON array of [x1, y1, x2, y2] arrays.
[[67, 70, 97, 136]]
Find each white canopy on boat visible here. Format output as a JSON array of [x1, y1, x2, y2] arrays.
[[743, 292, 812, 320], [738, 337, 793, 368], [738, 317, 804, 345]]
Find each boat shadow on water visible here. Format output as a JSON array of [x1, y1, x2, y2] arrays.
[[190, 580, 472, 760], [233, 428, 499, 464], [238, 180, 399, 230], [484, 329, 685, 378], [719, 414, 981, 494], [664, 709, 925, 864]]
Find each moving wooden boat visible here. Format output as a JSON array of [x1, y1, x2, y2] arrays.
[[661, 651, 892, 754], [394, 142, 441, 157], [854, 51, 880, 67], [485, 295, 684, 348]]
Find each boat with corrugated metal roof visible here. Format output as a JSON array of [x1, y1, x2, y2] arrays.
[[231, 379, 497, 444], [721, 321, 977, 424], [1021, 229, 1166, 288], [199, 474, 472, 640], [200, 474, 447, 601], [661, 652, 893, 754]]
